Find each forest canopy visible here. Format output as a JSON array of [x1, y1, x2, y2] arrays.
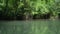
[[0, 0, 60, 20]]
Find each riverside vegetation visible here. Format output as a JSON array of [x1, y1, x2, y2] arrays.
[[0, 0, 60, 20]]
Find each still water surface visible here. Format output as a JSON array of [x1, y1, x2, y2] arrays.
[[0, 20, 60, 34]]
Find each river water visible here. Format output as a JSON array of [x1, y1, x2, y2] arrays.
[[0, 20, 60, 34]]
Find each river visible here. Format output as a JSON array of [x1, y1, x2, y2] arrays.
[[0, 20, 60, 34]]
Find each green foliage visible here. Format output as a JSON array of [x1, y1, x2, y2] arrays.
[[0, 0, 60, 19], [30, 0, 54, 15]]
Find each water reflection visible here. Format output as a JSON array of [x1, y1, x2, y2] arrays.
[[0, 20, 60, 34]]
